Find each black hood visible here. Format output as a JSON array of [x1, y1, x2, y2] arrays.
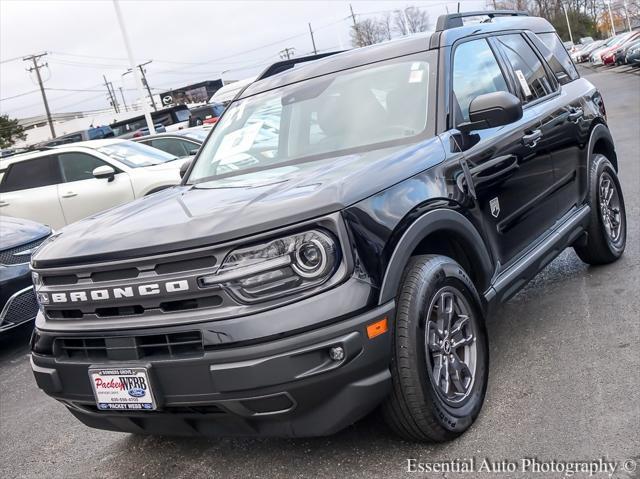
[[1, 216, 51, 251], [33, 138, 445, 267]]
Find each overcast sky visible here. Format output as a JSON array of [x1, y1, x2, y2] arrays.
[[0, 0, 483, 119]]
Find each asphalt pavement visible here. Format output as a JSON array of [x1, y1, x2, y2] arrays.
[[0, 65, 638, 479]]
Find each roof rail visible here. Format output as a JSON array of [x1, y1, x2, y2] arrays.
[[435, 10, 528, 31], [257, 51, 346, 81]]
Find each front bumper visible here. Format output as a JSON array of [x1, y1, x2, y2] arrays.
[[31, 299, 394, 437], [0, 263, 38, 333]]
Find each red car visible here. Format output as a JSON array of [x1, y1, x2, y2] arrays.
[[601, 32, 639, 65]]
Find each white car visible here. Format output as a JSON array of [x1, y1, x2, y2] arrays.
[[0, 139, 183, 229]]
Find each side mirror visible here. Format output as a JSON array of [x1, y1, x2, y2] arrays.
[[179, 159, 192, 178], [555, 72, 570, 85], [93, 165, 116, 182], [459, 91, 523, 132]]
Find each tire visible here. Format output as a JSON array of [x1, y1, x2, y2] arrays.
[[382, 255, 489, 442], [574, 154, 626, 265]]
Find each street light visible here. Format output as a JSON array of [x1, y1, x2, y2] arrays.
[[561, 2, 574, 45], [219, 69, 230, 86], [607, 0, 616, 36], [112, 0, 155, 134]]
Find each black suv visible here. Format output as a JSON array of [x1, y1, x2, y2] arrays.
[[30, 11, 626, 442]]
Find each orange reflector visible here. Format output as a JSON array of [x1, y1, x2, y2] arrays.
[[367, 317, 388, 339]]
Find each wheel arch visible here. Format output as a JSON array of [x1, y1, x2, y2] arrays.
[[589, 122, 618, 172], [378, 209, 494, 307]]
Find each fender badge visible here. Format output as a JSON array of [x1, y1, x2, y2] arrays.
[[490, 197, 500, 218]]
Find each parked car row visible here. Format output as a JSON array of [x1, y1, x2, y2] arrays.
[[575, 31, 640, 67]]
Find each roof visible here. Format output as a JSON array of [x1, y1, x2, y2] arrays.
[[133, 126, 212, 142], [0, 138, 128, 168], [51, 138, 125, 149], [238, 13, 556, 101]]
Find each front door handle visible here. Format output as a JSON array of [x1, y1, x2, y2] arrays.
[[568, 108, 584, 123], [470, 154, 519, 186], [61, 192, 78, 198], [522, 129, 542, 148], [0, 201, 9, 207]]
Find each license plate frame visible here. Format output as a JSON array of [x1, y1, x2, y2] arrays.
[[89, 367, 157, 411]]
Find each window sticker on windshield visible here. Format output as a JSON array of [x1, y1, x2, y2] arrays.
[[214, 121, 263, 160], [514, 69, 532, 97], [411, 62, 422, 71], [409, 70, 424, 83]]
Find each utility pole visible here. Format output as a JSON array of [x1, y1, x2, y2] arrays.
[[308, 23, 317, 55], [23, 53, 55, 138], [113, 0, 155, 135], [137, 60, 157, 111], [279, 47, 295, 60], [118, 86, 129, 111], [607, 0, 616, 36], [122, 60, 157, 112], [349, 4, 357, 27], [108, 81, 119, 111], [103, 75, 119, 113]]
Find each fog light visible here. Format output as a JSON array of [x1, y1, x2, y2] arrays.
[[329, 346, 344, 361]]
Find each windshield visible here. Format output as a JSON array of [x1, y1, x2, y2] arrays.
[[97, 141, 177, 168], [188, 54, 431, 184]]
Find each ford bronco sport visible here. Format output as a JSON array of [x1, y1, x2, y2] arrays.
[[30, 11, 626, 442]]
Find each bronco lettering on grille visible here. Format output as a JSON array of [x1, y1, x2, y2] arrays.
[[48, 280, 189, 303]]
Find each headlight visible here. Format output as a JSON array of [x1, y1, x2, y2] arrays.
[[198, 230, 340, 303]]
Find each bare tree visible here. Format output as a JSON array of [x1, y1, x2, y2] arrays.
[[394, 6, 429, 35], [381, 12, 393, 41], [350, 18, 387, 47]]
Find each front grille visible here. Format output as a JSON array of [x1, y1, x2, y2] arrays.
[[35, 243, 235, 322], [46, 294, 224, 320], [41, 254, 219, 286], [1, 288, 38, 326], [55, 331, 204, 361], [0, 236, 47, 265]]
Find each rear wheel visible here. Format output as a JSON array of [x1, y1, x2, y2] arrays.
[[383, 255, 488, 442], [574, 154, 626, 264]]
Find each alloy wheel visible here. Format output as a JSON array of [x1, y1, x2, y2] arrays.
[[598, 172, 623, 244], [425, 287, 477, 406]]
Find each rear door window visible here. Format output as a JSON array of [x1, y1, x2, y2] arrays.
[[0, 156, 63, 192], [536, 32, 579, 81], [149, 138, 193, 157], [495, 34, 557, 104]]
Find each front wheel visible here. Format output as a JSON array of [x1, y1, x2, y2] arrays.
[[382, 255, 488, 442], [574, 154, 626, 265]]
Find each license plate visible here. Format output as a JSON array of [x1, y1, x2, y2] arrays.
[[89, 367, 156, 411]]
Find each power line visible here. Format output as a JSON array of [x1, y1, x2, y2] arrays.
[[0, 55, 27, 65], [0, 90, 40, 102]]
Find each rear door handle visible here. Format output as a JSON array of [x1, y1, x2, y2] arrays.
[[522, 129, 542, 148], [0, 201, 8, 207], [61, 192, 78, 198], [568, 108, 584, 123]]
